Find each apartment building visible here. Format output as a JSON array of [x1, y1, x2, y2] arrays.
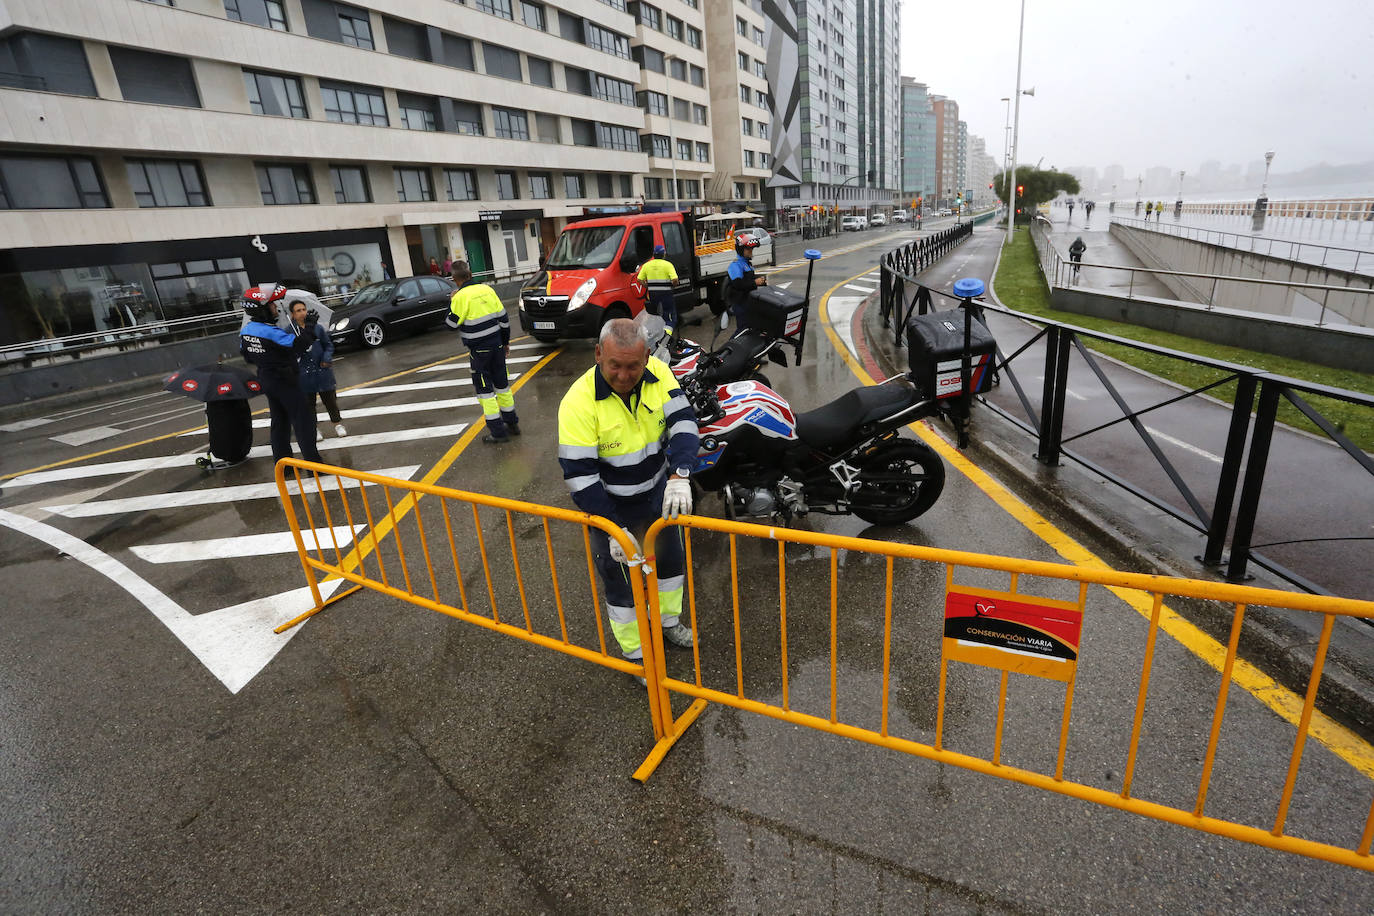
[[0, 0, 655, 348], [702, 0, 771, 205], [899, 77, 935, 209], [930, 95, 962, 208]]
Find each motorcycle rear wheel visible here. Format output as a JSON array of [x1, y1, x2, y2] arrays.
[[850, 440, 945, 525]]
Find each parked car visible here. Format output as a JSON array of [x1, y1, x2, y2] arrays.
[[840, 215, 864, 231], [870, 213, 888, 227], [892, 211, 909, 223], [329, 275, 459, 348]]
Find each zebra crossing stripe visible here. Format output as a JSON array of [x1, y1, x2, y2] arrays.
[[129, 526, 365, 564], [338, 373, 521, 398]]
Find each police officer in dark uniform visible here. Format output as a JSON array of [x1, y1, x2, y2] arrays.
[[238, 284, 323, 465], [725, 233, 767, 330]]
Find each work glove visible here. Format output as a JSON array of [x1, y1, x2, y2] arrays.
[[608, 527, 639, 565], [662, 477, 693, 519]]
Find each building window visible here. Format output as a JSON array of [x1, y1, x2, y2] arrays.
[[638, 90, 667, 116], [0, 154, 107, 209], [338, 10, 374, 49], [740, 84, 751, 103], [0, 32, 97, 97], [736, 16, 748, 36], [528, 56, 553, 86], [669, 58, 686, 81], [496, 171, 519, 200], [754, 60, 766, 78], [320, 81, 388, 126], [742, 117, 753, 136], [759, 122, 769, 139], [676, 138, 691, 161], [243, 69, 307, 118], [597, 123, 639, 152], [636, 46, 665, 74], [528, 172, 553, 198], [759, 152, 769, 167], [127, 159, 210, 207], [446, 168, 478, 201], [756, 88, 768, 108], [672, 98, 690, 121], [571, 119, 596, 146], [563, 173, 584, 198], [737, 51, 749, 71], [492, 107, 530, 140], [595, 174, 613, 197], [442, 33, 475, 70], [585, 23, 631, 59], [536, 112, 561, 143], [637, 2, 661, 30], [330, 165, 371, 203], [595, 74, 636, 106], [257, 163, 316, 205], [695, 141, 710, 162], [641, 134, 671, 158], [520, 0, 546, 29], [686, 25, 701, 49], [109, 47, 201, 108], [483, 43, 523, 80], [452, 101, 483, 135], [394, 167, 434, 202], [398, 93, 438, 131], [476, 0, 514, 18], [224, 0, 287, 30], [753, 26, 764, 44], [734, 181, 746, 199], [666, 16, 682, 40], [643, 177, 664, 199], [689, 65, 704, 87], [692, 104, 707, 125], [620, 174, 633, 197]]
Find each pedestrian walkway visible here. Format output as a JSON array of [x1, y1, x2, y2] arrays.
[[1037, 221, 1175, 298]]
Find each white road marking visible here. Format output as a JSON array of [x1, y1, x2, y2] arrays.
[[0, 508, 341, 694], [130, 526, 364, 564], [844, 284, 875, 293], [1144, 425, 1223, 464], [826, 296, 864, 360], [0, 417, 54, 432], [51, 426, 125, 446], [418, 355, 543, 373], [7, 425, 467, 488], [43, 465, 421, 518], [338, 373, 521, 398]]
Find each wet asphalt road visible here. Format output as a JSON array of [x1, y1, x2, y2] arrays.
[[2, 221, 1372, 912]]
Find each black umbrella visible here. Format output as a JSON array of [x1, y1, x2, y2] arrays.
[[164, 363, 264, 402]]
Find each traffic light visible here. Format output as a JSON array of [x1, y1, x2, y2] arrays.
[[1016, 185, 1024, 197], [988, 183, 994, 189]]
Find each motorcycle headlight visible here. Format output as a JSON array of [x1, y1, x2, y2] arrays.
[[570, 278, 597, 310], [332, 317, 350, 331]]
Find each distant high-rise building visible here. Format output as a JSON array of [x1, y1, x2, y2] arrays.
[[966, 135, 995, 205], [899, 78, 936, 206], [956, 119, 968, 199], [1145, 165, 1173, 195], [931, 95, 959, 207], [1101, 163, 1126, 195], [705, 0, 775, 204]]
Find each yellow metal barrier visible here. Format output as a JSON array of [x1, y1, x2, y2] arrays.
[[271, 458, 672, 740], [635, 514, 1374, 871]]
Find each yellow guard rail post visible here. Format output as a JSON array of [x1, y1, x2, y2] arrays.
[[635, 514, 1374, 871]]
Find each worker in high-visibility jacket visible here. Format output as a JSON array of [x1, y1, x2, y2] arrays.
[[446, 261, 519, 443], [558, 318, 699, 663], [636, 244, 679, 335]]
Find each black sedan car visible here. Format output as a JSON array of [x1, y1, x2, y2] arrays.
[[328, 275, 458, 348]]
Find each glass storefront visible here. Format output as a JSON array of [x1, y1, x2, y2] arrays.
[[274, 242, 385, 298]]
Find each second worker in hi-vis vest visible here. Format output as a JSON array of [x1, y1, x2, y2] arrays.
[[557, 318, 699, 670], [446, 261, 520, 443], [636, 244, 679, 336]]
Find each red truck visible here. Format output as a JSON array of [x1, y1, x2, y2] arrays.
[[517, 210, 770, 342]]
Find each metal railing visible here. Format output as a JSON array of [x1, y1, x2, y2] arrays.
[[1112, 216, 1373, 275], [879, 233, 1374, 595]]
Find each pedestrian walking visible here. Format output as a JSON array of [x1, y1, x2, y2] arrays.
[[557, 318, 698, 670], [637, 244, 679, 336], [1156, 201, 1164, 222], [238, 285, 322, 465], [1084, 200, 1095, 227], [290, 298, 346, 438], [1067, 199, 1075, 223], [446, 261, 519, 443], [1144, 200, 1153, 221], [1068, 236, 1086, 282]]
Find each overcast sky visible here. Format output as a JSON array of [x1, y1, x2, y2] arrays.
[[899, 0, 1374, 181]]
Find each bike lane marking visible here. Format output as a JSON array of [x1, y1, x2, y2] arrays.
[[816, 267, 1374, 781]]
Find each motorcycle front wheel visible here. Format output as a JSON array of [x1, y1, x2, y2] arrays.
[[850, 440, 945, 525]]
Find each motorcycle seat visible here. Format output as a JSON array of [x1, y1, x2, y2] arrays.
[[795, 384, 920, 451], [699, 329, 772, 384]]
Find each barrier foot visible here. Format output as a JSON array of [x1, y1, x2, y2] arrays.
[[633, 698, 708, 783], [273, 582, 364, 634]]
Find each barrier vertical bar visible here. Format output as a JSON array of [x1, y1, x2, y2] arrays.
[[542, 519, 569, 643], [1273, 614, 1336, 836], [1359, 798, 1374, 856], [506, 510, 533, 633], [778, 540, 790, 711], [992, 671, 1009, 765], [357, 481, 390, 588], [472, 504, 500, 622], [730, 532, 744, 698], [412, 499, 440, 604], [1122, 592, 1165, 799], [275, 462, 324, 613], [439, 498, 469, 612], [684, 528, 702, 686], [829, 547, 839, 725], [381, 486, 414, 595], [1196, 603, 1247, 816], [583, 526, 607, 655], [880, 556, 894, 738]]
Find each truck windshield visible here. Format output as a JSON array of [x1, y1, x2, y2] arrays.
[[546, 226, 625, 269]]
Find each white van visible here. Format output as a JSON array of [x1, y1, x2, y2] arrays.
[[840, 216, 863, 231], [892, 211, 909, 223]]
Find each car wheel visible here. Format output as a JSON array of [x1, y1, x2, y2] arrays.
[[359, 318, 386, 348]]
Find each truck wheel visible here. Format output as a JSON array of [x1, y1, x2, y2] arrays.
[[599, 304, 631, 329]]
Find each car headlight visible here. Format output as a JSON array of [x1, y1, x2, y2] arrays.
[[332, 317, 350, 331], [570, 277, 597, 310]]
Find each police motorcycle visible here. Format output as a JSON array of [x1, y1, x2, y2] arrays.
[[664, 239, 818, 389], [649, 276, 997, 526]]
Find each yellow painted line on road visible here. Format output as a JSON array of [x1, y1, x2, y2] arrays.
[[816, 267, 1374, 780], [319, 347, 564, 583]]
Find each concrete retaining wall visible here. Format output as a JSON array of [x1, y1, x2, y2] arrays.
[[1051, 287, 1374, 373], [1111, 223, 1374, 327]]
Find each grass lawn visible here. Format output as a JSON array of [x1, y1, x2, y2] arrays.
[[991, 227, 1374, 451]]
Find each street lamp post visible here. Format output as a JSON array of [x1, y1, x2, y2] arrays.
[[832, 172, 862, 233], [1000, 96, 1011, 207], [1174, 169, 1184, 220], [664, 55, 680, 211], [1006, 0, 1028, 246], [1135, 174, 1142, 216], [1253, 150, 1275, 232]]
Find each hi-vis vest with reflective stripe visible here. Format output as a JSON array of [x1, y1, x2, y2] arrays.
[[637, 258, 678, 293], [557, 357, 699, 522], [449, 282, 509, 349]]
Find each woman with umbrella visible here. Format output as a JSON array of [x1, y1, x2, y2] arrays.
[[290, 296, 346, 437], [239, 284, 322, 465]]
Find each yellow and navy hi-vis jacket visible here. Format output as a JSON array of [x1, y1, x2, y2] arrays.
[[449, 280, 510, 350], [557, 356, 699, 524], [636, 257, 678, 294]]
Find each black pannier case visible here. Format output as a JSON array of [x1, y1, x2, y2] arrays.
[[746, 285, 808, 340], [906, 310, 997, 400]]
